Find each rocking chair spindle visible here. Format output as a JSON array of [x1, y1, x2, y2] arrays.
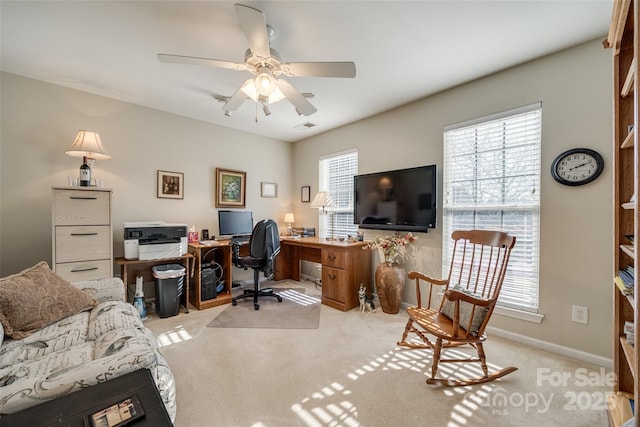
[[397, 229, 517, 386]]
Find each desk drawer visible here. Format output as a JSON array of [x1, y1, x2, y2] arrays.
[[55, 226, 111, 262], [322, 250, 345, 269], [55, 259, 112, 282], [322, 266, 346, 303], [53, 189, 110, 225]]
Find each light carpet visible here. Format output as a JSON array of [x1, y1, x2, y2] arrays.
[[207, 287, 321, 329], [145, 280, 609, 427]]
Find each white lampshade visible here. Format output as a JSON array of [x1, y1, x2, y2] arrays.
[[310, 191, 335, 212], [240, 78, 286, 104], [65, 130, 111, 160], [255, 69, 277, 96], [284, 213, 295, 224]]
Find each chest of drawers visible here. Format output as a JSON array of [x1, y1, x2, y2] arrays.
[[52, 187, 113, 281]]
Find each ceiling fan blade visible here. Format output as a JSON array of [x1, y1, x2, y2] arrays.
[[277, 80, 317, 116], [282, 62, 356, 78], [234, 4, 270, 58], [158, 53, 246, 71], [224, 80, 252, 112]]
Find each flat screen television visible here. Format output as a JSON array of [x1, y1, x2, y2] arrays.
[[354, 165, 437, 232], [218, 210, 253, 238]]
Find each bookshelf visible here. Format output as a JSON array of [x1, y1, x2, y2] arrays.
[[606, 0, 640, 425]]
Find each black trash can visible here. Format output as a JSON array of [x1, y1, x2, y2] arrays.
[[152, 264, 185, 318]]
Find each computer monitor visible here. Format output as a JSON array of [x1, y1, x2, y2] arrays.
[[218, 210, 253, 238]]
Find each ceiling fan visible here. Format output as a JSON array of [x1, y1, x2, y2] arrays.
[[158, 3, 356, 117]]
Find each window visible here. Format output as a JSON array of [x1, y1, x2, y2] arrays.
[[443, 103, 541, 312], [318, 150, 359, 239]]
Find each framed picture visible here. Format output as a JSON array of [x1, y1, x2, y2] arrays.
[[216, 168, 246, 207], [157, 170, 184, 199], [301, 185, 311, 202], [261, 182, 278, 198]]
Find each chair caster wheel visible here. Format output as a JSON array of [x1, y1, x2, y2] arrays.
[[277, 296, 283, 302], [232, 300, 237, 306], [254, 304, 260, 310]]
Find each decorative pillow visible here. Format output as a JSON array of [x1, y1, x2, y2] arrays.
[[0, 262, 97, 339], [441, 285, 490, 336]]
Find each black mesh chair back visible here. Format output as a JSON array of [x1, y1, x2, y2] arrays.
[[231, 219, 283, 310]]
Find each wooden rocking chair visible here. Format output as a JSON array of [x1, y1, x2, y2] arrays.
[[397, 229, 517, 386]]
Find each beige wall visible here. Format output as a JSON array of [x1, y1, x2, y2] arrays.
[[291, 39, 613, 359], [0, 37, 614, 359], [0, 72, 293, 277]]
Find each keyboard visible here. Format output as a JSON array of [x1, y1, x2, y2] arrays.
[[232, 236, 250, 243]]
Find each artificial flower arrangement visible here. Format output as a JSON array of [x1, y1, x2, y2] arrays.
[[365, 232, 417, 264]]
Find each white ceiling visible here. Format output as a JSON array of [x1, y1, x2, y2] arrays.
[[1, 1, 612, 142]]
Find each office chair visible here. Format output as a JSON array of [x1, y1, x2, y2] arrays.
[[231, 219, 282, 310]]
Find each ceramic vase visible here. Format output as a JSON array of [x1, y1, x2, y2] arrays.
[[375, 262, 405, 314]]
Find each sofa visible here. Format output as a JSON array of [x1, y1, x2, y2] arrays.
[[0, 262, 176, 421]]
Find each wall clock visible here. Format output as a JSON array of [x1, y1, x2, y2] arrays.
[[551, 148, 604, 186]]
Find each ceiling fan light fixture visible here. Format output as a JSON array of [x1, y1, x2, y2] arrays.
[[241, 78, 286, 104], [255, 68, 276, 96]]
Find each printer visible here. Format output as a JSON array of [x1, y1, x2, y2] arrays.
[[124, 222, 188, 260]]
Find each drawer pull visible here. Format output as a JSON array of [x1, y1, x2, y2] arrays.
[[70, 266, 99, 273], [70, 232, 99, 236], [328, 274, 337, 280], [329, 255, 336, 261], [69, 196, 98, 200]]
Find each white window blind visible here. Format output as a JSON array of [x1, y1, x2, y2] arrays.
[[443, 103, 541, 312], [318, 150, 359, 239]]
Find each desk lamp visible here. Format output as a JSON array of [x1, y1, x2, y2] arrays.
[[284, 212, 295, 236], [310, 191, 336, 239]]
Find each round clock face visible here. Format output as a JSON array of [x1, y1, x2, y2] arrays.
[[551, 148, 604, 186]]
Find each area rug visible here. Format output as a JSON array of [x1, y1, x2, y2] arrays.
[[207, 288, 321, 329]]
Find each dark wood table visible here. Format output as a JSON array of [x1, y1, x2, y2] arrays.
[[2, 369, 172, 426]]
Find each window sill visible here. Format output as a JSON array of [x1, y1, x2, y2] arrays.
[[494, 305, 544, 323]]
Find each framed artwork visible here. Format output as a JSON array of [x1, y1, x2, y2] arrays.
[[261, 182, 278, 198], [301, 185, 311, 202], [157, 170, 184, 199], [216, 168, 246, 207]]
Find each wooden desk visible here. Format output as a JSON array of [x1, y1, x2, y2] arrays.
[[188, 241, 234, 310], [2, 369, 172, 427], [115, 254, 193, 314], [275, 237, 372, 311]]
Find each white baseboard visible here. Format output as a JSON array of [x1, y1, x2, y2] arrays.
[[486, 326, 612, 369]]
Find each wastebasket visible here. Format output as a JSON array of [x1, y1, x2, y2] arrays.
[[152, 264, 185, 318]]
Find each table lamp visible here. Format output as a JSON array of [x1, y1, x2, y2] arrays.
[[65, 130, 111, 186], [310, 191, 336, 239], [284, 212, 295, 236]]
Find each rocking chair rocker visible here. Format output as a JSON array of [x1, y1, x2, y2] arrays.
[[397, 229, 517, 386]]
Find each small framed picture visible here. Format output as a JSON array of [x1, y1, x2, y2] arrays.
[[157, 170, 184, 199], [216, 168, 246, 208], [301, 185, 311, 202], [261, 182, 278, 198], [86, 394, 144, 427]]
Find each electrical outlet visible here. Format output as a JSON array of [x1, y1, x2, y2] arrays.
[[572, 305, 589, 324]]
